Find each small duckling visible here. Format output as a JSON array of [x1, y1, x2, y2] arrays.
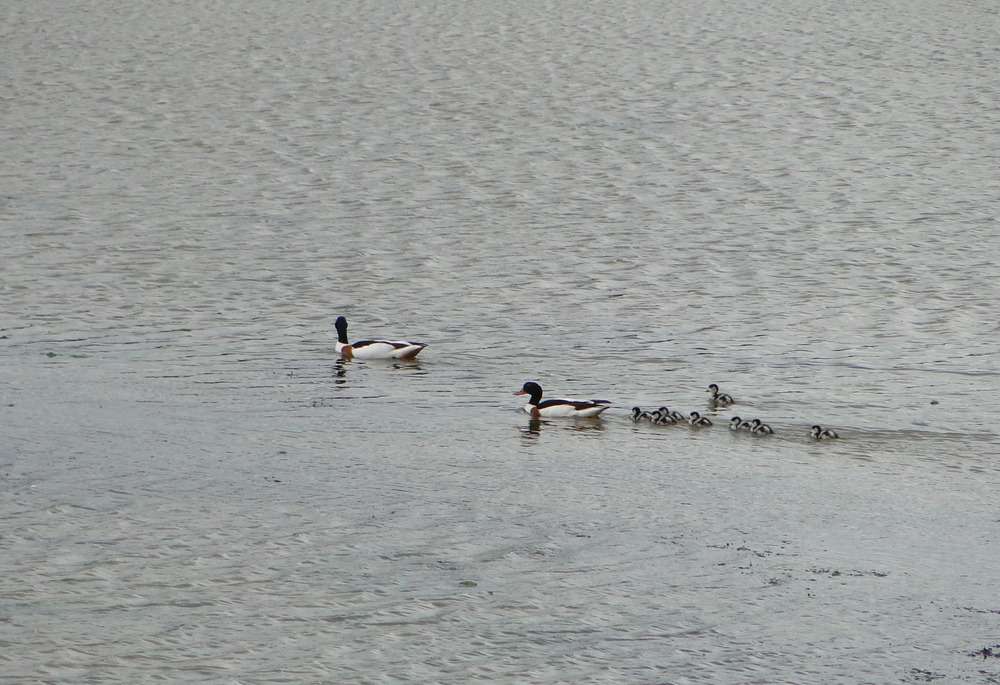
[[729, 416, 751, 431], [631, 407, 652, 423], [707, 383, 735, 406], [749, 418, 773, 435], [661, 406, 686, 422], [811, 425, 839, 440], [688, 411, 713, 427], [655, 407, 681, 423], [653, 408, 677, 426]]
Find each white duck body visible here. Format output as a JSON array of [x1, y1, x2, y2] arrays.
[[516, 382, 611, 419], [335, 316, 426, 360]]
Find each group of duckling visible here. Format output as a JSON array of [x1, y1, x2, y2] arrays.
[[332, 317, 841, 441], [631, 384, 840, 440]]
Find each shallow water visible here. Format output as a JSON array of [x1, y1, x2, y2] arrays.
[[2, 1, 1000, 683]]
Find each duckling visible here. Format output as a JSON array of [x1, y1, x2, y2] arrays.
[[749, 418, 773, 435], [631, 407, 652, 423], [661, 406, 686, 422], [688, 411, 713, 427], [653, 408, 677, 425], [729, 416, 752, 431], [811, 425, 839, 440], [707, 383, 735, 406]]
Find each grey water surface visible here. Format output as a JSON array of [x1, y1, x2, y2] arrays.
[[2, 1, 999, 683]]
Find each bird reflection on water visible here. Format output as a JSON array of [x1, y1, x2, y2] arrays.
[[332, 358, 348, 388], [519, 416, 608, 442], [331, 356, 425, 387]]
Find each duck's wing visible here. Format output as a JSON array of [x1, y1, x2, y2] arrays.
[[537, 398, 611, 417], [350, 339, 427, 360], [353, 338, 425, 350], [538, 398, 607, 410]]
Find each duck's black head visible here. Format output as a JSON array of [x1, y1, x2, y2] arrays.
[[334, 316, 349, 344], [708, 383, 719, 393], [632, 407, 642, 415], [811, 425, 822, 432], [515, 381, 544, 405]]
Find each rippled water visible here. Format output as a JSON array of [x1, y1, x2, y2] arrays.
[[3, 1, 999, 682]]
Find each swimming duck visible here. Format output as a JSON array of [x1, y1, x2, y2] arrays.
[[811, 425, 839, 440], [750, 418, 774, 435], [658, 406, 686, 422], [631, 407, 653, 423], [334, 316, 427, 360], [688, 411, 713, 427], [707, 383, 734, 406], [729, 416, 752, 431], [652, 407, 677, 425], [516, 382, 611, 419]]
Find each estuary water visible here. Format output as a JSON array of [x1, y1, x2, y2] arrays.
[[2, 1, 999, 682]]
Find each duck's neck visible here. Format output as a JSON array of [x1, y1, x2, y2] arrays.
[[335, 326, 349, 345], [526, 388, 543, 406]]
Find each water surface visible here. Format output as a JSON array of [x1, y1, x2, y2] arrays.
[[2, 1, 999, 682]]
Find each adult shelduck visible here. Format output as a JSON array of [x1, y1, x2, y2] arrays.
[[515, 382, 611, 419], [334, 316, 427, 360]]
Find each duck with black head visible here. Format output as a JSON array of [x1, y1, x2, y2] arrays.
[[811, 425, 839, 440], [707, 383, 735, 406], [334, 316, 426, 360], [515, 382, 611, 419]]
